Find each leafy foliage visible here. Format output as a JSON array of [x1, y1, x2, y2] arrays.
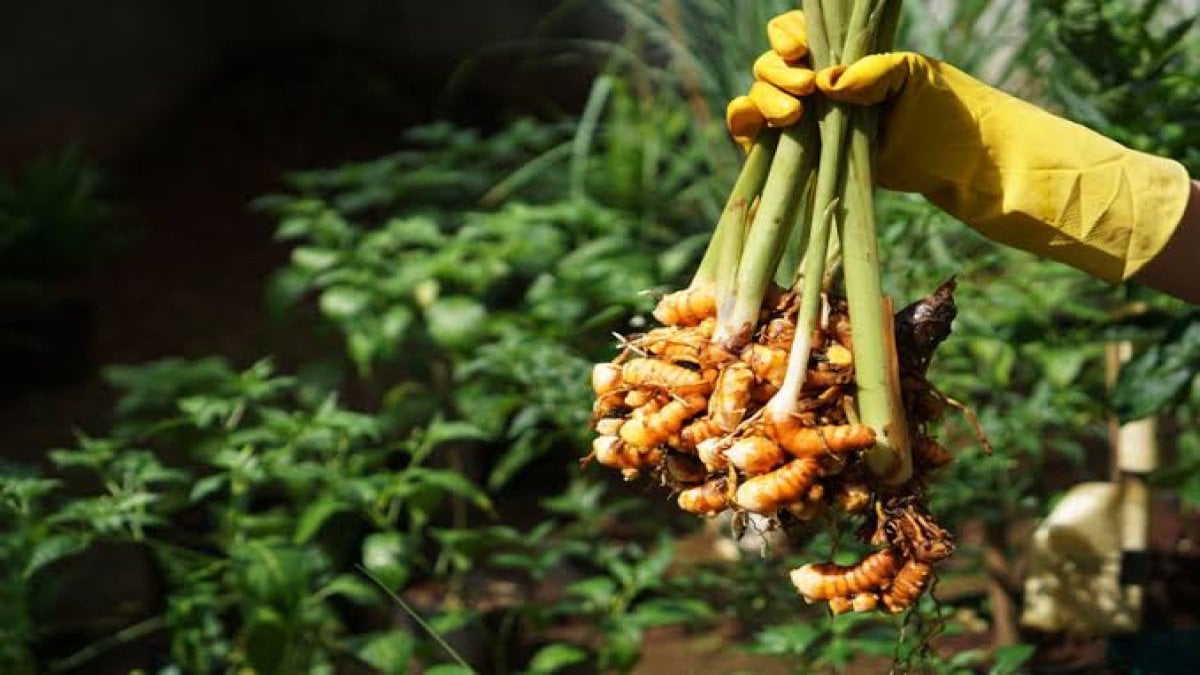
[[0, 147, 118, 280], [7, 1, 1200, 673], [2, 355, 722, 673], [1039, 0, 1200, 173]]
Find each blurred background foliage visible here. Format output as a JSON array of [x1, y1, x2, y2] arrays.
[[2, 0, 1199, 673]]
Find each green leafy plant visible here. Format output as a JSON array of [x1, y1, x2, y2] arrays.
[[0, 146, 117, 281], [10, 1, 1200, 673]]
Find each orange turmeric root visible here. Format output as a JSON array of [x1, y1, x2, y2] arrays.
[[766, 419, 876, 458], [592, 436, 663, 479], [834, 482, 872, 514], [759, 317, 795, 351], [697, 437, 728, 472], [741, 343, 788, 388], [677, 478, 730, 515], [881, 560, 933, 613], [724, 436, 786, 475], [851, 593, 879, 612], [734, 457, 822, 513], [678, 417, 724, 451], [789, 549, 900, 602], [620, 394, 707, 449], [623, 388, 658, 408], [653, 286, 717, 327], [594, 418, 624, 436], [710, 362, 754, 431], [591, 362, 624, 395], [622, 358, 714, 395], [826, 593, 879, 615]]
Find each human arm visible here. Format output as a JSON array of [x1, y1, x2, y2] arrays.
[[1132, 180, 1200, 304]]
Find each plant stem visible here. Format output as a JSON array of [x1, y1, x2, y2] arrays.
[[837, 0, 911, 483], [766, 0, 850, 421], [692, 131, 778, 288], [569, 76, 614, 201], [769, 0, 909, 487], [359, 565, 473, 670], [766, 97, 848, 422], [49, 615, 167, 673], [773, 162, 818, 289], [842, 108, 911, 483], [716, 121, 817, 347]]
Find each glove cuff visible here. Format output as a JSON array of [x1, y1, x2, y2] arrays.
[[1117, 153, 1190, 281]]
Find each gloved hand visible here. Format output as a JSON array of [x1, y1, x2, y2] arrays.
[[727, 11, 1192, 283]]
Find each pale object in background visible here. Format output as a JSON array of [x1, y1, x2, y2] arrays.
[[1021, 341, 1156, 634], [1020, 482, 1138, 634]]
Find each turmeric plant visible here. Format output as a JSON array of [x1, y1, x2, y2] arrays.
[[586, 0, 979, 619]]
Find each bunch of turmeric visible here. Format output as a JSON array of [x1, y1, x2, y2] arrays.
[[587, 278, 965, 614], [584, 0, 987, 616]]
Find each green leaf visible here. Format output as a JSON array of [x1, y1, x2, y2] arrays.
[[968, 338, 1016, 386], [25, 533, 91, 578], [274, 214, 314, 240], [565, 577, 616, 609], [526, 643, 588, 674], [319, 286, 370, 320], [1114, 318, 1200, 421], [488, 428, 545, 491], [242, 607, 289, 675], [233, 542, 311, 607], [749, 622, 821, 656], [598, 620, 642, 672], [380, 306, 414, 341], [189, 474, 227, 503], [423, 419, 490, 448], [428, 609, 476, 635], [1041, 347, 1089, 387], [989, 643, 1036, 675], [318, 574, 380, 605], [356, 631, 415, 675], [629, 597, 712, 628], [490, 552, 538, 572], [362, 532, 410, 590], [291, 247, 339, 271], [348, 332, 376, 374], [294, 496, 349, 543], [407, 468, 493, 513], [425, 297, 487, 350]]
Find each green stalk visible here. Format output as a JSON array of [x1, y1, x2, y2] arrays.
[[875, 0, 902, 53], [769, 0, 909, 486], [804, 0, 835, 72], [836, 0, 910, 483], [842, 108, 911, 483], [716, 120, 818, 347], [774, 160, 818, 289], [692, 131, 778, 287], [765, 96, 847, 422], [767, 0, 850, 423], [713, 192, 751, 323]]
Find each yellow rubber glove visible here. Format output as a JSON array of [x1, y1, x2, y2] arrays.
[[729, 18, 1192, 282], [726, 11, 815, 151]]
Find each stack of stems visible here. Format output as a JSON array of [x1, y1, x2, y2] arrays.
[[692, 0, 909, 483], [714, 120, 819, 347], [764, 0, 911, 484], [692, 131, 779, 293]]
